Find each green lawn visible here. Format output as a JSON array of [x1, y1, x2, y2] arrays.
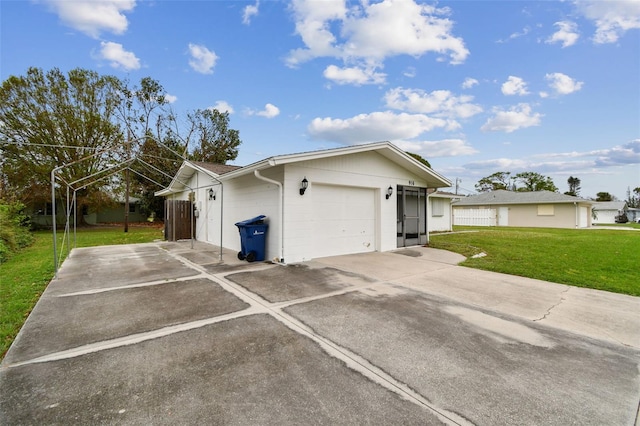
[[429, 226, 640, 296], [0, 225, 163, 358]]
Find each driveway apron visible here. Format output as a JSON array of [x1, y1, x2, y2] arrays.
[[1, 242, 639, 425]]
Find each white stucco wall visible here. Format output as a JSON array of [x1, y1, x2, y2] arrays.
[[200, 168, 283, 260], [428, 196, 453, 232], [592, 210, 617, 224], [281, 151, 431, 263], [166, 151, 445, 263]]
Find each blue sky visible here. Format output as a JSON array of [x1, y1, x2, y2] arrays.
[[2, 0, 639, 199]]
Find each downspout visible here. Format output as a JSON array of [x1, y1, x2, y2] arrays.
[[254, 170, 284, 263], [574, 201, 578, 228], [425, 189, 430, 245]]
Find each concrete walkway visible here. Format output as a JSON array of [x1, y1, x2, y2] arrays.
[[1, 242, 639, 425]]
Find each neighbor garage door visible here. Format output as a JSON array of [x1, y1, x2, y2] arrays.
[[311, 184, 376, 258]]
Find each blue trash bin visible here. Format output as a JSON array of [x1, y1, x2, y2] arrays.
[[234, 215, 268, 262]]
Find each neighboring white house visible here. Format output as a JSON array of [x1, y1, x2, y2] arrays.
[[156, 142, 451, 263], [452, 190, 593, 229], [427, 191, 459, 232], [592, 201, 628, 224]]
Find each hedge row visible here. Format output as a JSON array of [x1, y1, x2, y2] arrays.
[[0, 202, 34, 263]]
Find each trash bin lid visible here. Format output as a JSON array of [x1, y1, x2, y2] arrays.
[[234, 215, 266, 227]]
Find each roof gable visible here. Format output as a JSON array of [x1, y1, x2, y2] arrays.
[[592, 201, 627, 211], [156, 142, 452, 196], [190, 161, 241, 175], [454, 190, 592, 206], [222, 141, 451, 188]]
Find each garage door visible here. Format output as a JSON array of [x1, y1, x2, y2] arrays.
[[311, 184, 376, 258]]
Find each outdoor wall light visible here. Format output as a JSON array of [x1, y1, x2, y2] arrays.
[[386, 186, 394, 199], [208, 188, 216, 200], [300, 177, 309, 196]]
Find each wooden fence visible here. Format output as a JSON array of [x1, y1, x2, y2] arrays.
[[164, 200, 195, 241], [453, 208, 496, 227]]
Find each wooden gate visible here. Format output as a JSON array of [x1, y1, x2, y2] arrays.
[[164, 200, 195, 241]]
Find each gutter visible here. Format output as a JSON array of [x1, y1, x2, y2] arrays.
[[254, 170, 284, 263]]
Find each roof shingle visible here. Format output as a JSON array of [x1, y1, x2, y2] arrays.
[[453, 190, 592, 206]]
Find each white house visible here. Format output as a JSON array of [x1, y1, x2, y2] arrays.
[[427, 191, 459, 232], [592, 201, 628, 224], [452, 190, 593, 228], [156, 142, 451, 263]]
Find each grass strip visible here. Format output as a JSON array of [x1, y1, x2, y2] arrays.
[[429, 226, 640, 296]]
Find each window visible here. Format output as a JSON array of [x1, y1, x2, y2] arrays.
[[129, 204, 136, 213], [37, 203, 53, 215], [432, 198, 445, 217], [537, 205, 554, 216]]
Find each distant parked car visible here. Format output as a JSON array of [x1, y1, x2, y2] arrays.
[[614, 213, 628, 223]]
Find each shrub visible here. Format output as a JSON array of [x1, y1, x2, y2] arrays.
[[0, 201, 34, 263]]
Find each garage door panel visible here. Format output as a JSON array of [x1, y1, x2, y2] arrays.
[[312, 185, 376, 258]]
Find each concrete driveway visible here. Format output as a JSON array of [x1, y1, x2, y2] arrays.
[[1, 241, 639, 425]]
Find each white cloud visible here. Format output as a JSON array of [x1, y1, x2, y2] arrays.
[[501, 76, 530, 96], [540, 139, 640, 166], [323, 64, 386, 85], [242, 0, 259, 25], [403, 67, 416, 78], [287, 0, 346, 66], [496, 26, 531, 43], [546, 21, 580, 47], [210, 100, 234, 114], [249, 103, 280, 118], [464, 158, 529, 171], [307, 111, 451, 144], [481, 103, 542, 133], [41, 0, 135, 38], [287, 0, 468, 84], [165, 94, 178, 104], [589, 140, 640, 166], [95, 41, 140, 71], [187, 43, 218, 74], [545, 72, 584, 95], [384, 87, 482, 119], [463, 140, 640, 181], [576, 0, 640, 44], [461, 77, 479, 89], [395, 139, 478, 157]]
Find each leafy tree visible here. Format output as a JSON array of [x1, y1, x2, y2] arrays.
[[114, 77, 172, 230], [514, 172, 558, 192], [565, 176, 581, 196], [188, 109, 241, 164], [407, 152, 431, 168], [0, 68, 244, 225], [0, 67, 123, 222], [132, 133, 185, 219], [475, 172, 512, 192], [596, 192, 614, 201], [626, 186, 640, 208]]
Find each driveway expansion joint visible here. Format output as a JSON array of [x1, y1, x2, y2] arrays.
[[164, 246, 474, 425]]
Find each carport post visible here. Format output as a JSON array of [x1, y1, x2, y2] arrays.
[[51, 168, 58, 278], [73, 190, 77, 249], [190, 195, 194, 249]]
